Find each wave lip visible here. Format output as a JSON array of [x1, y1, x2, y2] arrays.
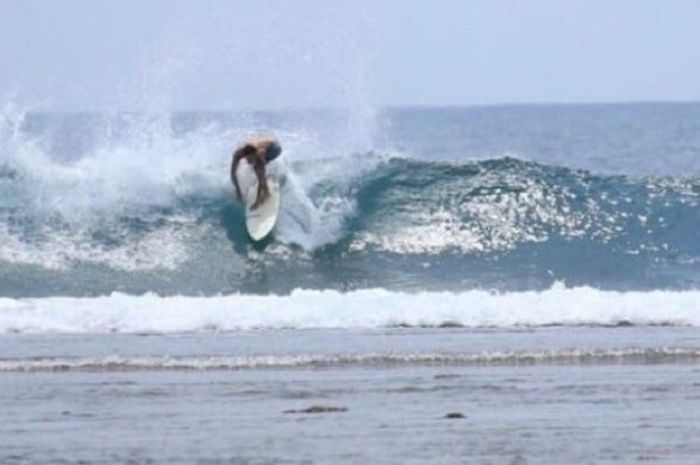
[[2, 347, 699, 372], [1, 285, 699, 334]]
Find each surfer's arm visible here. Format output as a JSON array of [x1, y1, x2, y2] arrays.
[[231, 150, 244, 201]]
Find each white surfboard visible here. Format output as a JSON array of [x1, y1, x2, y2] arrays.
[[237, 164, 281, 241]]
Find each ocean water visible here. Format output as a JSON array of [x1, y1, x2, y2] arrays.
[[2, 103, 700, 464]]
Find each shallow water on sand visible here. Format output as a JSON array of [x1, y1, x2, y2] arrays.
[[2, 327, 700, 464]]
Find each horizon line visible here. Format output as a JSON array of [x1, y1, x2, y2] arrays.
[[16, 99, 700, 114]]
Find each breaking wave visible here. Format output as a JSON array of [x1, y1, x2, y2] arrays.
[[1, 286, 699, 334], [2, 109, 700, 296]]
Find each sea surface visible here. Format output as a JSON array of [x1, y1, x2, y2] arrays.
[[2, 103, 700, 464]]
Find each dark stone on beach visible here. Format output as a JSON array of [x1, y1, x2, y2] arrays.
[[284, 405, 348, 414], [434, 373, 460, 380], [438, 320, 464, 328], [444, 412, 466, 419]]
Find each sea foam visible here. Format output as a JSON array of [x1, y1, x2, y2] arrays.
[[1, 285, 698, 334], [3, 347, 699, 372]]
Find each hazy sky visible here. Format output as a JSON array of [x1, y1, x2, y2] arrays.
[[2, 0, 699, 110]]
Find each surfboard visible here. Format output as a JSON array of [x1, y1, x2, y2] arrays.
[[238, 164, 281, 241]]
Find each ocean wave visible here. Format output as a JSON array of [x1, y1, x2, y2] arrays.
[[2, 347, 699, 372], [1, 286, 699, 334], [2, 109, 700, 295]]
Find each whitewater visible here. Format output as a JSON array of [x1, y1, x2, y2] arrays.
[[1, 286, 700, 334]]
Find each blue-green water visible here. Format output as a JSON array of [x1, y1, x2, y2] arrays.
[[2, 105, 700, 298]]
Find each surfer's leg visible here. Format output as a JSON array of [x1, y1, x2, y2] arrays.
[[251, 156, 270, 210]]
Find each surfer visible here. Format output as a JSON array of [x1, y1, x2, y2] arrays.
[[231, 138, 282, 210]]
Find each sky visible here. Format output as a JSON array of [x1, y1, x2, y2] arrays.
[[1, 0, 699, 111]]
